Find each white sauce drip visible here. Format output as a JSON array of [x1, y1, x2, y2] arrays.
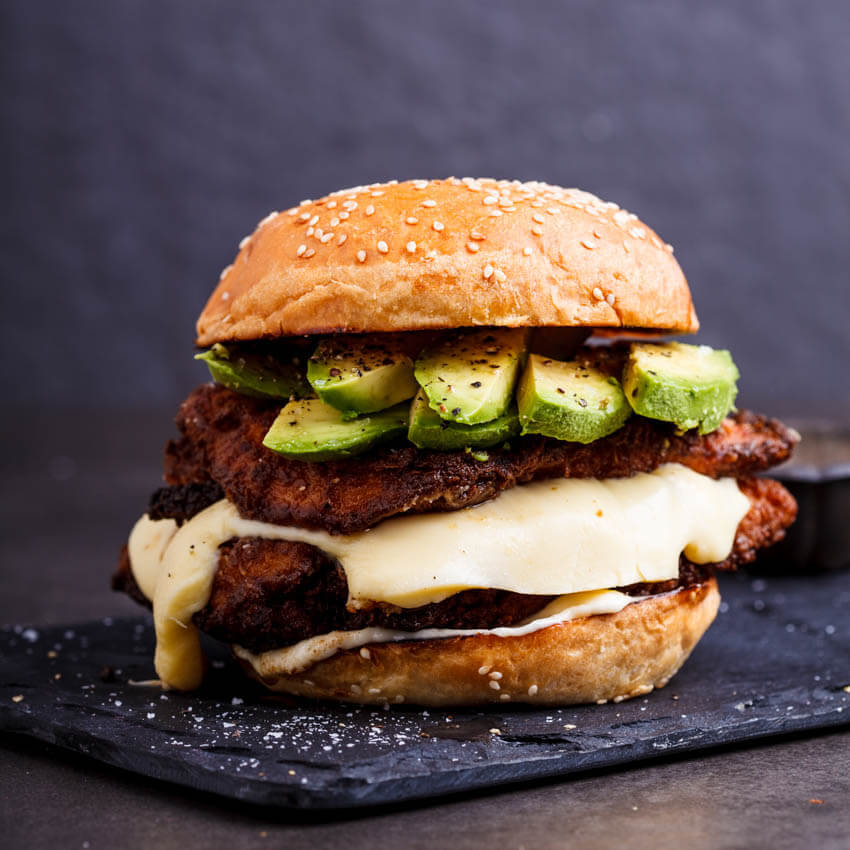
[[127, 463, 749, 690], [234, 589, 636, 677]]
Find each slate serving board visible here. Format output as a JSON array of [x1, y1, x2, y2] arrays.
[[1, 571, 848, 810]]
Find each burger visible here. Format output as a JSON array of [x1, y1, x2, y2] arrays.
[[113, 178, 798, 707]]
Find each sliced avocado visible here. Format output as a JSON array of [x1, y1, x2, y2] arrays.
[[407, 389, 520, 450], [262, 398, 409, 462], [307, 335, 417, 418], [622, 341, 739, 434], [414, 328, 528, 425], [517, 354, 632, 444], [195, 343, 310, 400]]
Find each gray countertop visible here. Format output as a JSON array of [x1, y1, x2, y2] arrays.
[[1, 408, 848, 848]]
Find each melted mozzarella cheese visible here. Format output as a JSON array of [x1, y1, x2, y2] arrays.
[[127, 463, 749, 690]]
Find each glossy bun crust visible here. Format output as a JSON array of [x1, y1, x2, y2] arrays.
[[235, 580, 719, 707], [197, 178, 697, 345]]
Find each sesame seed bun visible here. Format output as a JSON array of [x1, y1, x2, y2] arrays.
[[235, 580, 719, 707], [196, 178, 697, 346]]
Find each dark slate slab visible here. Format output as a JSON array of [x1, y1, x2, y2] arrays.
[[1, 572, 848, 810]]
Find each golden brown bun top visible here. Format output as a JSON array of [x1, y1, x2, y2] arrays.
[[197, 178, 698, 345]]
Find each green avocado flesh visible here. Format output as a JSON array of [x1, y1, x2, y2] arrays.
[[622, 342, 739, 435], [414, 328, 528, 425], [262, 398, 409, 462], [196, 344, 310, 400], [407, 389, 521, 450], [306, 335, 417, 418], [517, 354, 632, 443]]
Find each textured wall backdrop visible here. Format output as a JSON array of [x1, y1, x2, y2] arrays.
[[3, 0, 849, 417]]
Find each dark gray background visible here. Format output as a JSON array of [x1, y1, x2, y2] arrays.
[[2, 0, 849, 417]]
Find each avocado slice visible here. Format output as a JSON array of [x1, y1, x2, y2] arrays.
[[307, 335, 417, 418], [622, 342, 739, 435], [195, 343, 310, 400], [517, 354, 632, 444], [414, 328, 528, 425], [407, 389, 520, 450], [262, 398, 409, 462]]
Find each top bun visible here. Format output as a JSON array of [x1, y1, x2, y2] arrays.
[[196, 178, 697, 345]]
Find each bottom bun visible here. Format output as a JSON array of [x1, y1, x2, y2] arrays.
[[237, 579, 720, 707]]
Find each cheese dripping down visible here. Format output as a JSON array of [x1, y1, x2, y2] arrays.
[[127, 463, 750, 690]]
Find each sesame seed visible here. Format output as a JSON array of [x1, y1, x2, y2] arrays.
[[546, 207, 559, 215], [623, 241, 631, 253], [370, 190, 384, 197], [499, 693, 511, 701], [593, 229, 603, 239], [412, 179, 428, 189], [287, 208, 298, 216], [394, 694, 404, 703], [665, 243, 675, 253], [306, 227, 314, 236], [303, 248, 315, 258], [489, 680, 501, 690], [258, 211, 278, 227], [337, 234, 347, 245], [308, 215, 319, 226], [466, 242, 480, 253], [532, 213, 545, 224], [238, 236, 250, 250], [478, 665, 491, 675], [422, 199, 437, 207], [365, 205, 375, 216], [360, 648, 371, 660], [629, 226, 646, 239], [296, 244, 307, 257], [221, 291, 230, 300], [522, 246, 533, 256], [368, 687, 381, 694], [342, 201, 358, 211], [314, 227, 323, 238], [299, 212, 311, 222], [219, 264, 232, 280], [350, 684, 362, 694], [432, 221, 444, 232], [357, 250, 367, 262], [339, 211, 350, 220], [593, 287, 604, 300], [580, 239, 596, 250], [320, 232, 333, 243], [527, 684, 538, 696], [483, 264, 494, 280], [483, 195, 499, 205], [327, 200, 337, 209], [607, 293, 616, 305], [470, 231, 485, 240], [531, 226, 543, 236], [488, 671, 502, 680], [406, 241, 417, 253], [493, 268, 507, 282], [489, 209, 503, 217], [377, 240, 389, 254], [330, 217, 340, 227], [406, 216, 419, 224]]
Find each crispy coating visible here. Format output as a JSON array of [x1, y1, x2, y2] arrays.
[[112, 477, 796, 652], [164, 382, 797, 535]]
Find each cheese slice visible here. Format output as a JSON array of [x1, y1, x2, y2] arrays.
[[127, 463, 750, 690]]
